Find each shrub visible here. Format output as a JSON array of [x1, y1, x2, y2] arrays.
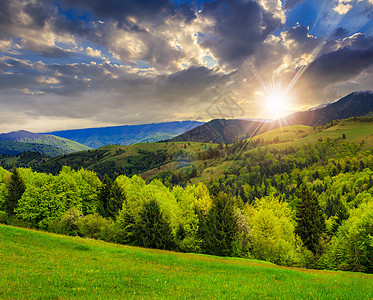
[[0, 211, 8, 224], [48, 207, 83, 236], [77, 214, 112, 239]]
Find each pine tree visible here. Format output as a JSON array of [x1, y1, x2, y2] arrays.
[[5, 167, 25, 215], [330, 204, 349, 234], [202, 192, 238, 257], [107, 181, 125, 220], [134, 200, 175, 250], [97, 174, 112, 218], [295, 184, 326, 254]]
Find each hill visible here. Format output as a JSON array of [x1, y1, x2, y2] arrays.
[[169, 91, 373, 143], [159, 118, 373, 184], [1, 117, 372, 179], [44, 121, 203, 148], [284, 91, 373, 126], [1, 225, 371, 299], [167, 119, 278, 143], [0, 130, 91, 156], [0, 141, 65, 157], [30, 141, 211, 178]]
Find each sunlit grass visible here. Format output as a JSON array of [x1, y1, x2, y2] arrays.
[[1, 225, 372, 299]]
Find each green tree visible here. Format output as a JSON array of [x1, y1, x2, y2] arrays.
[[324, 202, 373, 273], [202, 192, 238, 256], [134, 200, 175, 250], [295, 184, 326, 254], [97, 174, 112, 218], [330, 203, 349, 235], [107, 181, 125, 220], [5, 167, 25, 215]]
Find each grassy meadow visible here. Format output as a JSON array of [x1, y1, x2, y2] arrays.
[[1, 224, 372, 299]]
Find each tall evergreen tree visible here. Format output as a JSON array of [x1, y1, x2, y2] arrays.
[[202, 192, 238, 257], [97, 174, 112, 218], [134, 200, 175, 250], [330, 203, 349, 234], [295, 184, 326, 254], [5, 167, 25, 215], [107, 181, 125, 220]]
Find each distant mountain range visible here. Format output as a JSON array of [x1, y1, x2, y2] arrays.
[[43, 121, 203, 148], [0, 91, 371, 157], [0, 130, 90, 156], [168, 91, 373, 143]]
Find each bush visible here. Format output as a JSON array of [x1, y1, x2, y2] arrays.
[[77, 214, 112, 239], [48, 207, 83, 236], [0, 211, 8, 224]]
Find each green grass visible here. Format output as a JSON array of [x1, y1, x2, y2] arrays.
[[1, 225, 372, 299], [252, 125, 314, 144], [263, 120, 373, 151]]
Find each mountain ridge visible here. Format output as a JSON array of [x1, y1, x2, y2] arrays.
[[169, 91, 373, 143], [0, 130, 91, 156], [43, 120, 203, 148]]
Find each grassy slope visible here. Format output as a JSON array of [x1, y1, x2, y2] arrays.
[[185, 120, 373, 183], [260, 121, 373, 151], [1, 225, 372, 299]]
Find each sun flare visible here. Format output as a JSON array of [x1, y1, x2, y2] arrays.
[[265, 92, 290, 119]]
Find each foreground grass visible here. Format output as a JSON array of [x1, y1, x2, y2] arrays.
[[1, 225, 372, 299]]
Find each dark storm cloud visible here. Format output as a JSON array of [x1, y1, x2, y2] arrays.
[[154, 66, 229, 101], [200, 0, 283, 67], [303, 34, 373, 87], [0, 53, 229, 103], [333, 27, 349, 39], [287, 24, 310, 43]]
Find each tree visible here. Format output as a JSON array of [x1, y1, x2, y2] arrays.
[[4, 167, 25, 215], [295, 184, 326, 254], [97, 174, 112, 218], [134, 200, 175, 250], [202, 192, 238, 256], [107, 181, 125, 220]]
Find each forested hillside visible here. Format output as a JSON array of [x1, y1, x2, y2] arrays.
[[1, 117, 372, 273], [0, 130, 91, 156], [45, 121, 203, 148]]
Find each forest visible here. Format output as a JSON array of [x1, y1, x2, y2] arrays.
[[1, 127, 372, 274]]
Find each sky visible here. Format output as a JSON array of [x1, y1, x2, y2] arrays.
[[0, 0, 372, 133]]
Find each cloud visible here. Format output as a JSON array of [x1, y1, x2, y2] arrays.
[[86, 47, 102, 57], [333, 0, 353, 15], [298, 33, 373, 102], [199, 0, 283, 68]]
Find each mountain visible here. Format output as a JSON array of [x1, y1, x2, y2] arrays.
[[43, 121, 203, 148], [169, 91, 373, 143], [284, 91, 373, 126], [0, 130, 91, 156], [167, 119, 279, 144]]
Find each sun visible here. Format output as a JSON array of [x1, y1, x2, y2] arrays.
[[265, 91, 290, 119]]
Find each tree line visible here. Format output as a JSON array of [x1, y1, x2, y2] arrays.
[[0, 140, 372, 273]]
